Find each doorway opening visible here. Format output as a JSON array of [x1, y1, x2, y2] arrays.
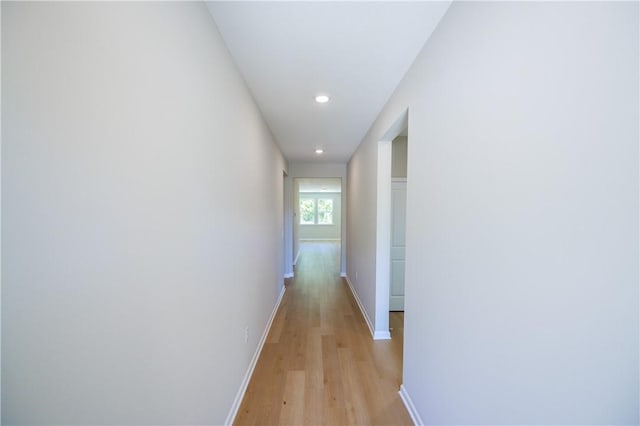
[[389, 130, 408, 380], [293, 177, 343, 277], [283, 170, 294, 281], [374, 110, 408, 342], [390, 133, 408, 312]]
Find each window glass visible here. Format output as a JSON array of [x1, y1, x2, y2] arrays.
[[300, 199, 315, 224], [317, 199, 333, 224]]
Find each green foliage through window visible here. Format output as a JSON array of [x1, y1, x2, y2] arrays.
[[300, 198, 333, 225], [300, 199, 315, 224], [317, 199, 333, 224]]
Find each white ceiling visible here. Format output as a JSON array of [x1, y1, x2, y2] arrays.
[[205, 1, 451, 163]]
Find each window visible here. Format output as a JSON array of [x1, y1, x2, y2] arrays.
[[300, 197, 334, 225], [317, 198, 333, 224], [300, 199, 315, 225]]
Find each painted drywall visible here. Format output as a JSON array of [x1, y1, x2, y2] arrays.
[[392, 136, 408, 178], [298, 192, 341, 240], [347, 2, 638, 424], [288, 163, 347, 275], [2, 2, 287, 424]]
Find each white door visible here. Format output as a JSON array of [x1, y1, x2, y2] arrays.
[[390, 180, 406, 311]]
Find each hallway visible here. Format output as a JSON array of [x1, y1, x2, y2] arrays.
[[235, 242, 412, 425]]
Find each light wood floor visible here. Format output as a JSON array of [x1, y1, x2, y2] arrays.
[[234, 241, 412, 426]]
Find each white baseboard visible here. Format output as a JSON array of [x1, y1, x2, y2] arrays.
[[340, 272, 347, 277], [284, 273, 294, 279], [374, 329, 391, 340], [343, 275, 377, 339], [399, 384, 423, 426], [225, 285, 286, 426]]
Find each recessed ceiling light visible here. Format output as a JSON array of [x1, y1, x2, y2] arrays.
[[315, 95, 330, 103], [315, 148, 324, 154]]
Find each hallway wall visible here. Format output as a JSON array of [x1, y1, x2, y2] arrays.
[[2, 2, 286, 424], [347, 2, 638, 424]]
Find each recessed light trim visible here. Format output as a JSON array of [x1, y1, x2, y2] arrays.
[[315, 148, 324, 154], [315, 95, 330, 103]]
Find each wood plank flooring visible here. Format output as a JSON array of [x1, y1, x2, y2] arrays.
[[234, 241, 412, 426]]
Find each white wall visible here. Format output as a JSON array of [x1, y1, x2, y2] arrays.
[[2, 2, 286, 424], [347, 2, 638, 424], [298, 192, 341, 240], [288, 163, 347, 275]]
